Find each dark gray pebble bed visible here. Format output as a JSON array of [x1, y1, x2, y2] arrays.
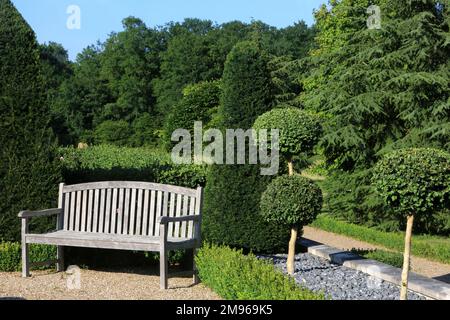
[[258, 253, 426, 300]]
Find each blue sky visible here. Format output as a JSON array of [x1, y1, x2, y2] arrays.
[[12, 0, 327, 61]]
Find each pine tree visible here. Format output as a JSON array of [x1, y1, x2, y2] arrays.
[[0, 0, 61, 241], [203, 41, 290, 253]]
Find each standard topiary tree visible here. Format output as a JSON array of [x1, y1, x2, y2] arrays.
[[372, 148, 450, 300], [0, 0, 61, 241], [253, 107, 322, 175], [261, 175, 323, 275], [203, 41, 290, 253], [253, 107, 322, 271]]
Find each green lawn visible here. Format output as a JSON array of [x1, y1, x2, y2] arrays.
[[310, 215, 450, 264]]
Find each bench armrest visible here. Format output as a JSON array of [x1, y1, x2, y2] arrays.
[[18, 208, 62, 219], [158, 215, 201, 225]]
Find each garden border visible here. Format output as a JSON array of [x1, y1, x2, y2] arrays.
[[300, 238, 450, 300]]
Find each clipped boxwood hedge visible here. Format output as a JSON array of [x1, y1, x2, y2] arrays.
[[195, 244, 325, 300], [58, 145, 207, 188], [0, 242, 56, 272]]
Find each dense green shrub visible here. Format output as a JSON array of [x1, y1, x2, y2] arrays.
[[164, 80, 221, 149], [0, 242, 56, 272], [372, 148, 450, 219], [195, 244, 325, 300], [253, 108, 322, 161], [0, 0, 62, 242], [94, 120, 132, 146], [59, 145, 207, 188], [203, 41, 290, 253], [261, 175, 323, 227]]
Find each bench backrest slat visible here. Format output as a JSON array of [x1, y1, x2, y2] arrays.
[[59, 182, 201, 239]]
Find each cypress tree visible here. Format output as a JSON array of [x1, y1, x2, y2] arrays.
[[0, 0, 61, 241], [203, 41, 290, 253]]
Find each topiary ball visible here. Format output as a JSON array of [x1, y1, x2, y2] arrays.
[[253, 108, 322, 159], [372, 148, 450, 219], [260, 175, 323, 228]]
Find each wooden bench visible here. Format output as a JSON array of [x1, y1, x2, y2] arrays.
[[18, 182, 203, 289]]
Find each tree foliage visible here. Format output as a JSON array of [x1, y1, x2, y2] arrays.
[[253, 108, 322, 160], [372, 148, 450, 219], [260, 175, 323, 227]]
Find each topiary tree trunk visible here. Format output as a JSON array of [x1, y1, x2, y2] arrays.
[[400, 215, 414, 300], [287, 158, 296, 275]]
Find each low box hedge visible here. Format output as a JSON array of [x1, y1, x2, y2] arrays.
[[58, 145, 207, 188], [0, 242, 56, 272], [195, 244, 325, 300]]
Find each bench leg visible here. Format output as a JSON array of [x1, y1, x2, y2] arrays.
[[21, 242, 30, 278], [160, 247, 168, 290], [57, 246, 65, 272], [193, 248, 199, 285]]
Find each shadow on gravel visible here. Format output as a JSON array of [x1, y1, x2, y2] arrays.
[[0, 297, 26, 300]]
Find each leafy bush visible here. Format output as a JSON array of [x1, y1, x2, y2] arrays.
[[372, 148, 450, 219], [253, 108, 322, 161], [0, 242, 56, 272], [59, 145, 207, 188], [94, 120, 132, 146], [195, 244, 325, 300], [261, 175, 323, 227]]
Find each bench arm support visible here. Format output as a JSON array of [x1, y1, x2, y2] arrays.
[[158, 215, 201, 225], [18, 208, 62, 219]]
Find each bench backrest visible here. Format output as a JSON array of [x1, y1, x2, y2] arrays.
[[57, 182, 202, 239]]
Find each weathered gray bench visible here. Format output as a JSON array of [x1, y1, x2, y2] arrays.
[[18, 182, 203, 289]]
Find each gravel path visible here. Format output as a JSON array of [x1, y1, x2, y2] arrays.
[[304, 226, 450, 283], [0, 267, 220, 300], [260, 253, 426, 300]]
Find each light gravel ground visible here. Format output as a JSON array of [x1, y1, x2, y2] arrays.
[[0, 267, 220, 300], [303, 226, 450, 283]]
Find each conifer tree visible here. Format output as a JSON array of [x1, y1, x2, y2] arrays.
[[0, 0, 61, 240], [203, 41, 289, 252]]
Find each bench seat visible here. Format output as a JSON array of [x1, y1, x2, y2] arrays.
[[25, 231, 198, 251]]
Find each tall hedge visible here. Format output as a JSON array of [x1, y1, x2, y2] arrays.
[[203, 41, 290, 253], [0, 0, 61, 241]]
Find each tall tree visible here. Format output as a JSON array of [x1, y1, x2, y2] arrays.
[[53, 44, 112, 144], [0, 0, 61, 241], [39, 42, 73, 145], [100, 17, 164, 123]]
